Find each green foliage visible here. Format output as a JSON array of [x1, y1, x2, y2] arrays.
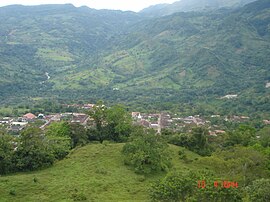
[[46, 121, 71, 138], [45, 121, 72, 159], [88, 101, 108, 143], [245, 178, 270, 202], [225, 125, 256, 147], [149, 171, 194, 202], [168, 127, 212, 156], [9, 189, 16, 196], [47, 135, 70, 160], [198, 146, 270, 185], [150, 170, 243, 202], [0, 2, 269, 119], [88, 102, 133, 143], [106, 104, 133, 142], [122, 129, 172, 174], [257, 126, 270, 147], [71, 189, 87, 201], [178, 149, 187, 160], [14, 127, 55, 171], [0, 134, 15, 174], [69, 123, 88, 148]]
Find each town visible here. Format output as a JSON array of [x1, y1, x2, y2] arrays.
[[1, 103, 269, 136]]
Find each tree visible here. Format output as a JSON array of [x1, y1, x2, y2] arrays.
[[88, 100, 108, 143], [258, 126, 270, 147], [88, 102, 133, 143], [14, 127, 54, 171], [198, 146, 269, 186], [45, 121, 71, 159], [150, 171, 194, 202], [150, 170, 242, 202], [246, 178, 270, 202], [69, 123, 88, 148], [106, 104, 132, 142], [122, 128, 171, 174], [46, 121, 71, 138], [0, 134, 15, 174], [225, 125, 256, 147], [188, 127, 211, 156], [191, 127, 208, 149]]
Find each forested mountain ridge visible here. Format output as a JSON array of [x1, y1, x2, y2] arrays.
[[0, 0, 269, 116], [140, 0, 258, 17], [0, 4, 142, 102]]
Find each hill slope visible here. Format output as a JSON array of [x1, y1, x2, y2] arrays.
[[0, 143, 199, 201], [0, 1, 269, 116], [0, 4, 142, 103], [140, 0, 257, 17]]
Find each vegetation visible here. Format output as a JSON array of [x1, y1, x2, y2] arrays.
[[0, 0, 269, 201], [122, 129, 172, 174], [0, 143, 193, 202], [168, 127, 212, 156], [0, 116, 269, 201], [88, 102, 133, 143], [0, 1, 269, 119]]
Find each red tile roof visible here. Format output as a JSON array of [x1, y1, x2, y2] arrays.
[[23, 113, 37, 120]]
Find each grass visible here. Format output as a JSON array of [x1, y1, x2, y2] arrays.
[[0, 143, 200, 202]]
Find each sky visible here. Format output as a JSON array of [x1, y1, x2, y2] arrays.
[[0, 0, 179, 12]]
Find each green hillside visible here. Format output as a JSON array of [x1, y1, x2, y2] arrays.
[[0, 0, 269, 116], [0, 143, 200, 201], [140, 0, 257, 17]]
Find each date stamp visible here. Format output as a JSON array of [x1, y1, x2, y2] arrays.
[[198, 180, 239, 189]]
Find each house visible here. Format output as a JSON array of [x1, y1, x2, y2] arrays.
[[140, 120, 150, 127], [221, 94, 238, 99], [132, 112, 142, 119], [71, 113, 89, 125], [10, 122, 28, 132], [23, 113, 37, 120], [82, 104, 95, 109], [38, 114, 45, 119], [215, 130, 226, 134], [0, 117, 12, 124]]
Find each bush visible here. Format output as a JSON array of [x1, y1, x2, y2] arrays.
[[9, 189, 16, 196], [150, 170, 242, 202], [149, 172, 194, 202], [122, 129, 171, 174], [13, 127, 55, 171], [178, 149, 187, 160], [246, 178, 270, 202]]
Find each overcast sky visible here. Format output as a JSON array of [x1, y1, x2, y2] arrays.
[[0, 0, 179, 12]]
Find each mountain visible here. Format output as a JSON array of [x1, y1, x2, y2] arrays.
[[140, 0, 257, 17], [0, 4, 142, 103], [0, 0, 269, 116]]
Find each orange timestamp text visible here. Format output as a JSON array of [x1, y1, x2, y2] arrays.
[[198, 180, 239, 189]]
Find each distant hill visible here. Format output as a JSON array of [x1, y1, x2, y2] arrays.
[[140, 0, 257, 17], [0, 1, 269, 116]]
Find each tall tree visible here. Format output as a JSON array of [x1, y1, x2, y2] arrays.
[[122, 128, 171, 174], [88, 100, 108, 143], [0, 134, 15, 174], [14, 127, 54, 171], [106, 104, 132, 142]]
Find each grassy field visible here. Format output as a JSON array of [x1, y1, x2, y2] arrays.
[[0, 143, 200, 202]]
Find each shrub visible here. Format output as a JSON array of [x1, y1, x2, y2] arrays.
[[122, 130, 171, 174]]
